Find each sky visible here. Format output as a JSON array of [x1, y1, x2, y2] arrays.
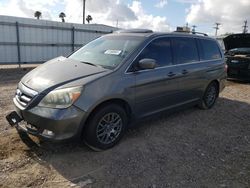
[[0, 0, 249, 35]]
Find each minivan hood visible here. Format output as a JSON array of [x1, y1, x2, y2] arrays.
[[223, 33, 250, 51], [21, 56, 107, 92]]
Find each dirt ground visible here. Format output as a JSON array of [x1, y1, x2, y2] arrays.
[[0, 66, 249, 188]]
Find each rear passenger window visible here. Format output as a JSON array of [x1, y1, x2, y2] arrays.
[[136, 38, 172, 67], [172, 37, 199, 64], [198, 39, 222, 60]]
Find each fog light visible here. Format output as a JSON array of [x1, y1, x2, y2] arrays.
[[42, 129, 54, 137]]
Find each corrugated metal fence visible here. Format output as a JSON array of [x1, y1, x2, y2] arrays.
[[0, 15, 117, 65]]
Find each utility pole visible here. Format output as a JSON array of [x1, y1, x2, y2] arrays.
[[243, 20, 248, 33], [192, 25, 197, 33], [83, 0, 86, 24], [214, 22, 221, 36]]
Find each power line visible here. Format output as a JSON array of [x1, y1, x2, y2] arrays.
[[243, 20, 248, 33], [214, 22, 221, 36]]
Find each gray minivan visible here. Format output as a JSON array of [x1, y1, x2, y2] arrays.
[[6, 29, 227, 150]]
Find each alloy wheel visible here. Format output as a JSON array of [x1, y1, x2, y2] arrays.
[[96, 112, 123, 145], [205, 85, 217, 107]]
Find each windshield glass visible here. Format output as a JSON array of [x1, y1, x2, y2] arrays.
[[68, 35, 144, 69]]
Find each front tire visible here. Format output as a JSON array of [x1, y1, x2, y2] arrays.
[[83, 104, 128, 151], [199, 82, 219, 110]]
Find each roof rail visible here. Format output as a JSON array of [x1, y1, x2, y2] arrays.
[[191, 31, 208, 36], [115, 29, 153, 33]]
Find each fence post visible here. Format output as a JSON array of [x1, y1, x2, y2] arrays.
[[16, 21, 21, 68], [71, 26, 75, 52]]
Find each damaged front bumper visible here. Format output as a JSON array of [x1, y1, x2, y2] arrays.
[[6, 97, 86, 141]]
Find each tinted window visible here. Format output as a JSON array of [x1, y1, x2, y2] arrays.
[[136, 37, 172, 68], [198, 39, 222, 60], [172, 37, 199, 64]]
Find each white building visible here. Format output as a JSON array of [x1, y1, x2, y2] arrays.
[[0, 15, 118, 65]]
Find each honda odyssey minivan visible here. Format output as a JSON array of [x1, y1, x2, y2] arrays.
[[6, 29, 227, 150]]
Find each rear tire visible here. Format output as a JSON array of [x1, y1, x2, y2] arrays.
[[83, 104, 128, 151], [199, 82, 219, 110]]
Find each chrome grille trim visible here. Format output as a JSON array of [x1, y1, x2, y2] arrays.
[[15, 96, 27, 106], [18, 82, 38, 97], [20, 95, 32, 103], [15, 83, 38, 107]]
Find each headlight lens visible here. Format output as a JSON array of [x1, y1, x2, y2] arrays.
[[38, 87, 82, 109]]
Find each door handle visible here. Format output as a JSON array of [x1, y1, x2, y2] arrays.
[[182, 69, 188, 75], [167, 72, 176, 77]]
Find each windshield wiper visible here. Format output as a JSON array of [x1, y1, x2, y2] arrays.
[[81, 61, 98, 67], [81, 61, 113, 70], [100, 65, 114, 70], [81, 61, 107, 69]]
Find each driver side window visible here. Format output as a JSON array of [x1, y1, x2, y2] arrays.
[[134, 37, 173, 71]]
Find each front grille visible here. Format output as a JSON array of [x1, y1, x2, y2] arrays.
[[15, 83, 38, 107], [15, 89, 32, 106]]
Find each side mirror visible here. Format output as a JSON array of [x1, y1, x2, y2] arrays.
[[138, 58, 157, 70]]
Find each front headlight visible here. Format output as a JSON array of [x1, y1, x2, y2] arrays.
[[38, 87, 83, 109]]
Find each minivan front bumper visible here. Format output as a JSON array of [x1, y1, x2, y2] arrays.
[[10, 97, 86, 141]]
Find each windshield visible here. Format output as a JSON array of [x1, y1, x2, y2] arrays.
[[68, 35, 144, 69]]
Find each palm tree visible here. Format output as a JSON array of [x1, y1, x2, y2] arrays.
[[86, 15, 93, 24], [34, 11, 42, 20], [59, 12, 66, 22]]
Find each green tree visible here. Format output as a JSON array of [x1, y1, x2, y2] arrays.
[[86, 15, 93, 24], [59, 12, 66, 22], [34, 11, 42, 20]]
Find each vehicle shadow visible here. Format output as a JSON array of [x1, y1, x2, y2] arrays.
[[227, 79, 250, 85], [18, 97, 250, 187]]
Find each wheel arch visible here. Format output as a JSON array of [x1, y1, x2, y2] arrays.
[[80, 98, 133, 136], [89, 98, 132, 118], [209, 79, 220, 97]]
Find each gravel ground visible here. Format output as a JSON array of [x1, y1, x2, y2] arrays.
[[0, 67, 250, 188]]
